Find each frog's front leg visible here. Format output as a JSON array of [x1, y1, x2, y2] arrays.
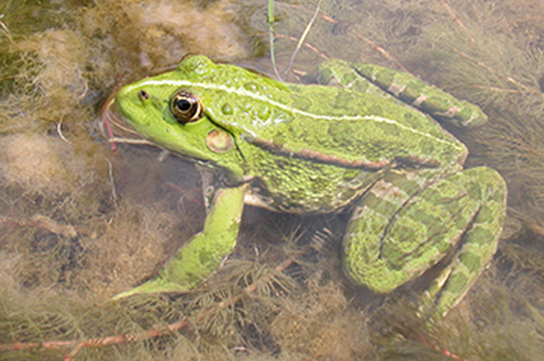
[[343, 167, 506, 317], [114, 183, 247, 299]]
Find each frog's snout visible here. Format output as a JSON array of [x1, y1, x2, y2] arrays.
[[114, 85, 144, 126]]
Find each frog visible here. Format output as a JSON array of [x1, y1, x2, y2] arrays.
[[112, 55, 506, 318]]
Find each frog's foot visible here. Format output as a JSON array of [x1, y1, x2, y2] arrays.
[[113, 276, 192, 300], [112, 227, 233, 300], [421, 169, 507, 317], [113, 185, 246, 300], [343, 167, 506, 317]]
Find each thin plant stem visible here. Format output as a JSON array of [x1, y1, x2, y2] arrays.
[[283, 0, 322, 79], [268, 0, 280, 79]]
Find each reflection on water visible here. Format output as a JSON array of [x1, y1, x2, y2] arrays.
[[1, 0, 544, 360]]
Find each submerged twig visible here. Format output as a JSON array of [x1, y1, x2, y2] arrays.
[[274, 33, 328, 61], [107, 137, 156, 146], [441, 0, 474, 42], [416, 333, 469, 361], [0, 215, 77, 238], [104, 156, 117, 202], [0, 321, 189, 353], [355, 34, 408, 71], [0, 257, 296, 359], [286, 3, 335, 23], [162, 181, 204, 207]]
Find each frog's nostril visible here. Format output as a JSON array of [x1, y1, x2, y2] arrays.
[[138, 90, 149, 101]]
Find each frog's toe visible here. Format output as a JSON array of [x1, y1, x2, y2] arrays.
[[113, 277, 191, 300]]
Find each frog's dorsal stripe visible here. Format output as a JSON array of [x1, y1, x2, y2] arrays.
[[242, 133, 392, 169], [131, 79, 464, 151], [243, 133, 444, 169]]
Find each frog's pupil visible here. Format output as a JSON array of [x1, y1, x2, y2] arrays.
[[177, 98, 191, 112]]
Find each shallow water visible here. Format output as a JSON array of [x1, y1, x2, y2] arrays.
[[1, 0, 544, 360]]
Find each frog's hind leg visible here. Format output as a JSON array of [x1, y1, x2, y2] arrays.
[[343, 167, 506, 317], [349, 63, 488, 128]]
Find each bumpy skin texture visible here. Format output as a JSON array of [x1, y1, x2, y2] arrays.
[[114, 55, 506, 317]]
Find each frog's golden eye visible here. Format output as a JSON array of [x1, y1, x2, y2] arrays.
[[170, 91, 203, 124]]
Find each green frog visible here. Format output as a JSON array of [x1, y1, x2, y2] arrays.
[[113, 55, 506, 317]]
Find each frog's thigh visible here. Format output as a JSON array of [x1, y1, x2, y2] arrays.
[[343, 167, 506, 310]]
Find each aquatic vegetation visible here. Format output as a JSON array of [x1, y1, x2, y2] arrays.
[[1, 0, 544, 360]]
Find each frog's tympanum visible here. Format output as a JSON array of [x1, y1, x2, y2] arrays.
[[113, 55, 506, 317]]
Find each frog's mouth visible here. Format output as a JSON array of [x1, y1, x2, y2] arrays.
[[102, 99, 209, 168], [101, 95, 156, 148]]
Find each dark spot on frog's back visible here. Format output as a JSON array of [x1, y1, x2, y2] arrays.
[[288, 123, 306, 138], [242, 102, 253, 113], [327, 120, 359, 145], [332, 89, 360, 110], [243, 81, 259, 92], [221, 103, 233, 115], [257, 105, 271, 120], [366, 103, 383, 117]]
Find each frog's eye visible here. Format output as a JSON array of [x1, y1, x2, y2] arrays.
[[169, 91, 203, 124]]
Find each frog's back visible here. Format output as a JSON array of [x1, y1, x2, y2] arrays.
[[177, 56, 467, 170], [203, 80, 467, 170], [272, 83, 468, 169]]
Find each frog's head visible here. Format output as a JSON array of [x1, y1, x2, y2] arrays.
[[115, 55, 247, 181]]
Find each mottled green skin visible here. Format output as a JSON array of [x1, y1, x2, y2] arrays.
[[114, 55, 506, 317]]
